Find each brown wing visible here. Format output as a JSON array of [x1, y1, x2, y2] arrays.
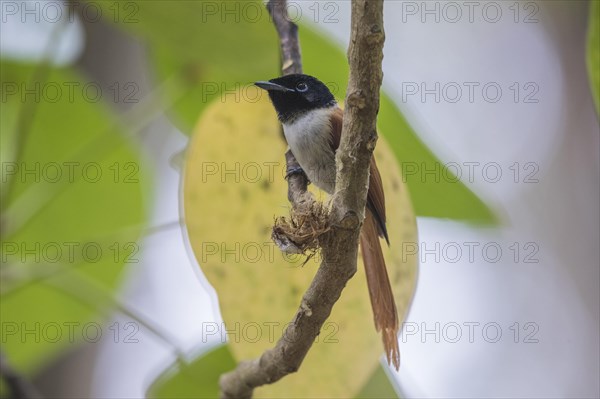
[[329, 107, 343, 149], [329, 107, 389, 244], [367, 157, 389, 244]]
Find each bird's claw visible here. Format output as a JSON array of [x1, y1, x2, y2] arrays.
[[285, 166, 306, 180]]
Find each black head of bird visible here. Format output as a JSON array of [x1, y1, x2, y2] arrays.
[[254, 74, 337, 123]]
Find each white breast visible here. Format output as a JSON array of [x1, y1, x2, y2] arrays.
[[282, 108, 337, 194]]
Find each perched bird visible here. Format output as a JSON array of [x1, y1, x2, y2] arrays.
[[255, 74, 400, 370]]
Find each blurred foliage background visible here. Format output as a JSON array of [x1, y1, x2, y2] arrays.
[[1, 1, 598, 398]]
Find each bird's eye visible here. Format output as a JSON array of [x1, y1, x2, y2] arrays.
[[296, 82, 308, 92]]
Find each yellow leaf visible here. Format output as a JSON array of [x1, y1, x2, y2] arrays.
[[183, 92, 418, 398]]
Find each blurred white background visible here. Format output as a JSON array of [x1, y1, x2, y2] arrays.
[[1, 1, 598, 398]]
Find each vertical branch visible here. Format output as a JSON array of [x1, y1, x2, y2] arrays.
[[218, 1, 385, 397], [266, 0, 313, 208], [267, 0, 302, 75], [331, 0, 385, 218]]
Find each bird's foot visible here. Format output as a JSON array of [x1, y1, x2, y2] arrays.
[[285, 166, 306, 180]]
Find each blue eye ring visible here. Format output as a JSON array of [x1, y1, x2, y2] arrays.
[[296, 82, 308, 92]]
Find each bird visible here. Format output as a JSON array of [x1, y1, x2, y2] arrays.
[[255, 74, 400, 370]]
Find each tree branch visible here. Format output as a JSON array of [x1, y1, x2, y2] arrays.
[[267, 0, 302, 76], [218, 0, 385, 397], [265, 0, 313, 210]]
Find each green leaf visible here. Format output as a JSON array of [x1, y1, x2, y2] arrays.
[[587, 0, 600, 116], [98, 0, 279, 132], [150, 349, 402, 399], [378, 96, 495, 222], [148, 345, 237, 399], [356, 366, 400, 399], [0, 61, 147, 373]]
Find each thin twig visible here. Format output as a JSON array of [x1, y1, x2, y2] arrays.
[[218, 0, 385, 397], [265, 0, 313, 209], [267, 0, 302, 76]]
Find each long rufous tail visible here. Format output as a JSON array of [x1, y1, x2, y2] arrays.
[[359, 210, 400, 370]]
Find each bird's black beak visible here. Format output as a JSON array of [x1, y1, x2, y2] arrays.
[[254, 81, 293, 92]]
